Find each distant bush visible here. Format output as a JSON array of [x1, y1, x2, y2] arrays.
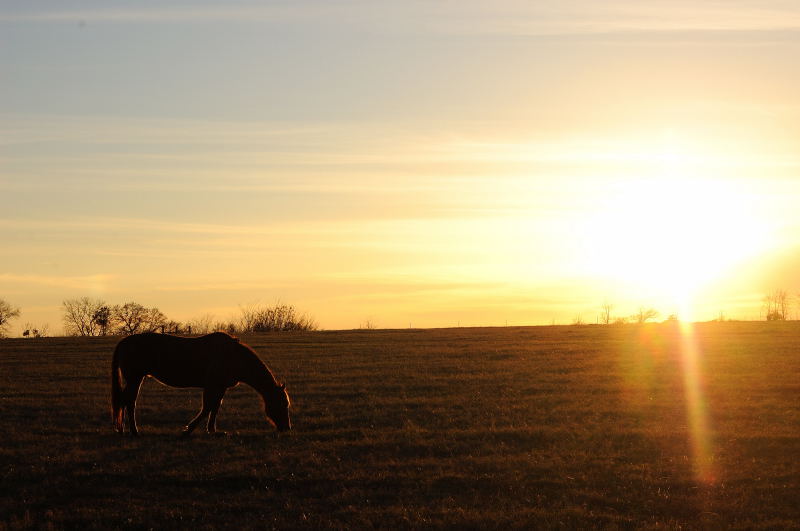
[[22, 322, 49, 338], [763, 289, 789, 321], [766, 311, 786, 321], [214, 321, 238, 335], [239, 303, 318, 332]]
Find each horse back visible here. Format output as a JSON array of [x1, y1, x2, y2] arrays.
[[115, 332, 242, 389]]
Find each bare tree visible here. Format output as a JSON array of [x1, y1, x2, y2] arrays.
[[63, 297, 106, 336], [359, 318, 377, 330], [113, 302, 167, 336], [0, 298, 21, 337], [144, 307, 167, 332], [113, 302, 148, 335], [600, 300, 613, 325], [763, 289, 790, 321], [633, 306, 660, 324]]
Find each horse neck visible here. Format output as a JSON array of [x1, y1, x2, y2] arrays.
[[239, 355, 279, 397]]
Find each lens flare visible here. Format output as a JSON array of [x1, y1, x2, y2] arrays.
[[678, 322, 715, 483]]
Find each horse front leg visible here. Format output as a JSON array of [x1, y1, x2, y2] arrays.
[[122, 376, 144, 437], [182, 387, 224, 437]]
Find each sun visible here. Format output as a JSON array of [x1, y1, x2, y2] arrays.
[[581, 134, 772, 318]]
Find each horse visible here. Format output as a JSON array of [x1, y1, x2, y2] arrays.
[[110, 331, 291, 436]]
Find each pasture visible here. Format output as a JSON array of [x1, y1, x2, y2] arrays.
[[1, 322, 799, 529]]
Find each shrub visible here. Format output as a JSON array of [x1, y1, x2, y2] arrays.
[[239, 303, 317, 332]]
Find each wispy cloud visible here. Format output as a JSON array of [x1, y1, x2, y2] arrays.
[[4, 2, 798, 37], [0, 273, 116, 290], [152, 280, 295, 293], [0, 5, 309, 23], [435, 1, 800, 36], [0, 216, 335, 237]]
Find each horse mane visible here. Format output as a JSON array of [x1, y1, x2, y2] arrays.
[[194, 331, 283, 392], [223, 335, 281, 389]]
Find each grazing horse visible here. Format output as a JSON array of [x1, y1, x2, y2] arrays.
[[111, 332, 291, 436]]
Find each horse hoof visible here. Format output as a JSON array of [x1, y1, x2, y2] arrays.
[[209, 431, 228, 437]]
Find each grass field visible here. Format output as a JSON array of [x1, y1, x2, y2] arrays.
[[1, 322, 799, 529]]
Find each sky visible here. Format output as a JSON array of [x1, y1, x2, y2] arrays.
[[2, 1, 800, 334]]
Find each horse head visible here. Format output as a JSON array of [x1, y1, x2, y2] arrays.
[[265, 383, 291, 432]]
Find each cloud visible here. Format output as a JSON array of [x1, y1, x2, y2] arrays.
[[433, 1, 800, 37], [5, 2, 799, 38], [0, 273, 116, 290], [0, 216, 328, 238], [0, 5, 305, 23]]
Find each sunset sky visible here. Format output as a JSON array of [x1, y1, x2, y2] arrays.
[[2, 1, 800, 334]]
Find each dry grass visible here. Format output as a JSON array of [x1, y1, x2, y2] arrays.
[[1, 322, 799, 529]]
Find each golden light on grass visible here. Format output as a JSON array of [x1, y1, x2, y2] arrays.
[[619, 321, 716, 485], [678, 321, 715, 484]]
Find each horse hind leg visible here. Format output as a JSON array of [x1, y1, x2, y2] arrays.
[[183, 387, 225, 437], [206, 389, 226, 434]]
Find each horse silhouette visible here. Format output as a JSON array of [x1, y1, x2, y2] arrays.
[[111, 332, 291, 436]]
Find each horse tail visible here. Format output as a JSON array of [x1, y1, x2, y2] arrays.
[[111, 342, 124, 432]]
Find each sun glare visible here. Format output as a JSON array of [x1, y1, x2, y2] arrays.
[[581, 134, 772, 319]]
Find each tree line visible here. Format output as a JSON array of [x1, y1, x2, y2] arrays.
[[61, 298, 169, 337], [1, 290, 799, 338], [0, 297, 318, 338], [592, 290, 799, 325]]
